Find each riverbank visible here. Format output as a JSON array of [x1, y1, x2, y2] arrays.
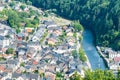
[[85, 54, 92, 69], [96, 46, 120, 71], [96, 46, 109, 69], [77, 32, 91, 70]]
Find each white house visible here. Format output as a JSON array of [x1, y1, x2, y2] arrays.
[[0, 36, 10, 47], [0, 6, 4, 11]]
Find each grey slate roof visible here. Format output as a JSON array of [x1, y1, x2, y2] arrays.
[[28, 41, 40, 46], [12, 72, 22, 79], [6, 59, 18, 65], [43, 20, 55, 26]]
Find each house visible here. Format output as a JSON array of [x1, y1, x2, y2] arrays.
[[24, 7, 29, 12], [0, 6, 4, 11], [0, 23, 11, 29], [25, 27, 34, 33], [53, 28, 62, 36], [0, 46, 7, 54], [62, 26, 68, 31], [0, 65, 5, 73], [1, 53, 14, 59], [66, 28, 74, 36], [34, 53, 42, 61], [0, 36, 10, 48], [67, 38, 75, 46], [47, 38, 56, 45], [25, 73, 40, 80], [63, 65, 69, 73], [27, 41, 41, 50], [5, 0, 12, 2], [69, 61, 76, 70], [114, 57, 120, 63], [67, 31, 73, 37], [4, 67, 13, 73], [6, 59, 19, 72], [8, 30, 16, 39], [45, 71, 56, 80], [17, 33, 25, 41], [66, 26, 74, 37], [66, 27, 74, 33], [44, 20, 57, 29], [32, 26, 46, 42], [12, 72, 22, 80], [0, 28, 15, 40], [55, 67, 61, 72], [45, 65, 56, 72], [44, 54, 53, 59], [18, 55, 27, 63], [108, 50, 120, 59], [39, 68, 45, 74], [32, 60, 39, 65], [12, 72, 40, 80], [17, 47, 27, 56], [48, 27, 56, 33], [57, 44, 70, 50], [113, 57, 120, 69], [17, 41, 27, 48], [0, 72, 8, 80], [0, 29, 10, 36], [13, 3, 21, 11], [26, 47, 37, 58]]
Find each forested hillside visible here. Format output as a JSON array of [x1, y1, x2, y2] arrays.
[[19, 0, 120, 50]]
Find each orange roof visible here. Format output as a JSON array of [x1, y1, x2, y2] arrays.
[[48, 38, 56, 42], [26, 29, 32, 33]]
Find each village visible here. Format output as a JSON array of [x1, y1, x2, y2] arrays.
[[97, 46, 120, 71], [0, 0, 90, 80]]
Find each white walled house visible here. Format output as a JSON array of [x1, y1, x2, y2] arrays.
[[0, 36, 10, 47]]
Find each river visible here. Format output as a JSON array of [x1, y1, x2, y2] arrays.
[[82, 30, 107, 70]]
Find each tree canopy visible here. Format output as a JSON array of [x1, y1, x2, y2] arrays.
[[0, 9, 39, 33], [6, 48, 14, 54]]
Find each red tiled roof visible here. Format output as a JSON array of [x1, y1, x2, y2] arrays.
[[0, 65, 5, 71], [32, 61, 38, 65]]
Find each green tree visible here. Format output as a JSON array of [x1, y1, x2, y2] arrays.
[[117, 70, 120, 80], [20, 4, 26, 10], [9, 2, 15, 7], [73, 21, 84, 32], [34, 70, 39, 74], [84, 69, 116, 80], [20, 62, 25, 67], [79, 48, 87, 62], [72, 50, 78, 58], [70, 71, 83, 80], [6, 48, 14, 54], [56, 72, 64, 80], [26, 1, 32, 5], [84, 69, 93, 80]]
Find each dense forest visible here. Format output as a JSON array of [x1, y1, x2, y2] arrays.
[[18, 0, 120, 50]]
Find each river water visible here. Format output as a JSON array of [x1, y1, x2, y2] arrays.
[[82, 30, 107, 70]]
